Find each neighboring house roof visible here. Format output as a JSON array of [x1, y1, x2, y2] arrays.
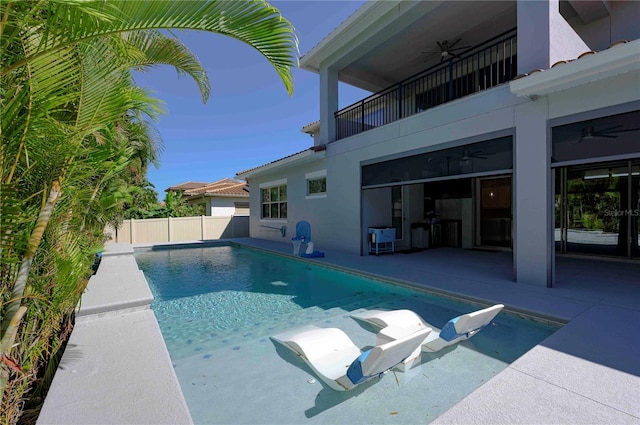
[[235, 147, 326, 179], [511, 39, 639, 98], [166, 178, 249, 198], [165, 181, 211, 192]]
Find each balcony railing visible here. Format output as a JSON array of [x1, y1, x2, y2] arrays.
[[335, 29, 517, 140]]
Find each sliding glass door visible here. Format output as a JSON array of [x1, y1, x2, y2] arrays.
[[478, 177, 511, 247], [555, 160, 639, 259], [633, 162, 640, 259]]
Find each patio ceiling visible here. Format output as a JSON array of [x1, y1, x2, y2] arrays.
[[302, 1, 517, 93]]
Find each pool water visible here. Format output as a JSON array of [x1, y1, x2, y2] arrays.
[[135, 244, 559, 424]]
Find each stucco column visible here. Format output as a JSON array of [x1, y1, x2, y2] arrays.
[[319, 65, 338, 145], [514, 99, 554, 287], [517, 0, 588, 74]]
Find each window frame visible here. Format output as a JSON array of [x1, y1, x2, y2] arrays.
[[305, 170, 327, 199], [259, 179, 287, 220]]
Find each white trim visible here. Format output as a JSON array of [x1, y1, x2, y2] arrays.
[[305, 194, 327, 200], [510, 40, 640, 98], [259, 178, 287, 189], [259, 219, 287, 224], [306, 170, 327, 197], [305, 169, 327, 180]]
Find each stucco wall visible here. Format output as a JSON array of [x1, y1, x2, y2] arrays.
[[565, 1, 640, 51], [247, 157, 332, 249], [321, 85, 523, 255], [517, 0, 588, 73], [547, 71, 640, 120], [300, 71, 637, 271]]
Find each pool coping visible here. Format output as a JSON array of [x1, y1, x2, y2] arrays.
[[37, 244, 193, 425], [39, 238, 640, 424]]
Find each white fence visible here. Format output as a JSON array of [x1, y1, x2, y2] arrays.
[[105, 215, 249, 244]]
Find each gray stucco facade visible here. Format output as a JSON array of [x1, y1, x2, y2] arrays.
[[237, 0, 640, 287]]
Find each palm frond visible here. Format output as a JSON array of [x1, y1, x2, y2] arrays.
[[122, 30, 210, 102], [3, 0, 298, 95]]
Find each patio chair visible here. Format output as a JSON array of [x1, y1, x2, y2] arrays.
[[291, 221, 311, 255], [270, 325, 431, 391], [351, 304, 504, 353], [291, 220, 324, 257]]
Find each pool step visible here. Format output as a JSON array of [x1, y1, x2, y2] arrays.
[[161, 290, 385, 337], [162, 288, 477, 361], [163, 292, 396, 359]]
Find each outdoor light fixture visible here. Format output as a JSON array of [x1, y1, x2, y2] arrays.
[[459, 152, 471, 166]]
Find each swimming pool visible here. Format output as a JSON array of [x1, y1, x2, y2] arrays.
[[135, 244, 558, 424]]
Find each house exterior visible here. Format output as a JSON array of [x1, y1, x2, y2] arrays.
[[236, 0, 640, 287], [166, 178, 249, 217]]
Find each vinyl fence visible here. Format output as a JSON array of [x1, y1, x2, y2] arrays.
[[105, 215, 249, 244]]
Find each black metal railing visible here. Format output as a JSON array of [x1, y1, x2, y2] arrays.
[[335, 29, 517, 140]]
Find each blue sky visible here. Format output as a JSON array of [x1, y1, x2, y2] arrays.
[[133, 1, 369, 197]]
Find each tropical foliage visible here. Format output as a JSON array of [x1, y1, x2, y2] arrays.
[[0, 1, 297, 422]]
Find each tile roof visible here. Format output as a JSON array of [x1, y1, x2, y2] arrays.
[[167, 178, 248, 198], [512, 40, 632, 80], [235, 148, 314, 176], [301, 120, 320, 134], [165, 181, 211, 192]]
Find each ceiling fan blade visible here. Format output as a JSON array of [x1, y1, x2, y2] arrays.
[[596, 125, 623, 134], [449, 45, 471, 51], [600, 127, 640, 134], [448, 38, 462, 49], [578, 134, 616, 142], [469, 150, 495, 158]]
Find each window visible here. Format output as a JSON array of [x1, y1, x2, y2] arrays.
[[308, 177, 326, 195], [260, 181, 287, 219], [306, 170, 327, 199]]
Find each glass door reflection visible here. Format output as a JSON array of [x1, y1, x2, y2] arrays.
[[565, 164, 629, 257], [555, 160, 640, 260]]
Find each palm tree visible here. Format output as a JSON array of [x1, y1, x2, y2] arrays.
[[0, 1, 297, 420]]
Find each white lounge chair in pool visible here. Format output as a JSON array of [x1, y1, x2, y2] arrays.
[[270, 325, 431, 391], [351, 304, 504, 355]]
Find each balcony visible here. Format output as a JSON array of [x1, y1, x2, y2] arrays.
[[335, 30, 517, 141]]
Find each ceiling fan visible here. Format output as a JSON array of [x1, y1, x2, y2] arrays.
[[422, 38, 471, 63], [461, 149, 494, 161], [575, 122, 640, 142]]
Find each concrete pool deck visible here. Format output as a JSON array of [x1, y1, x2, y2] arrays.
[[38, 238, 639, 424]]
